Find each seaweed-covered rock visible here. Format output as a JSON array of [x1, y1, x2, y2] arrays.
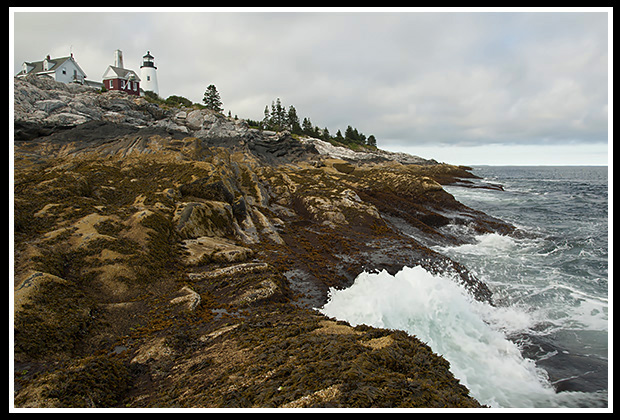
[[173, 201, 236, 239], [179, 178, 235, 204], [181, 237, 254, 265], [13, 75, 517, 408]]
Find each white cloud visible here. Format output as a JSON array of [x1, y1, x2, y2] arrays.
[[12, 9, 610, 164]]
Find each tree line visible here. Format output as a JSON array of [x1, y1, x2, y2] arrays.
[[144, 88, 377, 149], [246, 97, 377, 149]]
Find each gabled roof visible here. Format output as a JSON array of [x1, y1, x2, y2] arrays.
[[102, 65, 141, 82], [16, 55, 88, 78]]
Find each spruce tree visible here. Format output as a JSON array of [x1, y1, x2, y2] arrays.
[[287, 105, 302, 134], [345, 125, 356, 142], [275, 98, 286, 126], [263, 105, 271, 129], [203, 84, 223, 113], [322, 127, 330, 141], [302, 117, 314, 136]]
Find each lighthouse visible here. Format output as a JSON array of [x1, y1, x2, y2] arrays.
[[140, 51, 159, 96]]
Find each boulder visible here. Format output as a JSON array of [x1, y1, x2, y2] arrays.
[[35, 99, 66, 113], [185, 110, 204, 130], [173, 201, 236, 239], [188, 262, 269, 281], [170, 286, 201, 311], [333, 162, 356, 174], [235, 278, 281, 307], [181, 236, 254, 265]]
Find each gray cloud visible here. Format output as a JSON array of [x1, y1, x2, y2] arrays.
[[13, 10, 609, 153]]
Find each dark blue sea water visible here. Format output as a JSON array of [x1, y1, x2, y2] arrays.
[[321, 166, 609, 408]]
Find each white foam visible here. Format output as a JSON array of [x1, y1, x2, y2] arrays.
[[455, 232, 518, 254], [434, 232, 609, 333], [319, 266, 556, 408]]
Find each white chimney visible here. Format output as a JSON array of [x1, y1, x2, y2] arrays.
[[114, 49, 124, 68]]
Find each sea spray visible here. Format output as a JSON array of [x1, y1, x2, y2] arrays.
[[319, 265, 556, 408], [320, 166, 608, 408], [441, 166, 608, 407]]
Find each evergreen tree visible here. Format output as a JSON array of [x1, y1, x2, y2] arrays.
[[276, 98, 286, 125], [270, 101, 276, 125], [263, 105, 271, 129], [287, 105, 302, 134], [255, 98, 376, 149], [302, 117, 314, 136], [322, 127, 330, 141], [269, 98, 286, 130], [313, 125, 322, 138], [203, 85, 223, 112], [345, 125, 357, 142]]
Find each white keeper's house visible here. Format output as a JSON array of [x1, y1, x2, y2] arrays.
[[16, 53, 89, 85]]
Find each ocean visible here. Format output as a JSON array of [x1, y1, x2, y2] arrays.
[[320, 166, 610, 409]]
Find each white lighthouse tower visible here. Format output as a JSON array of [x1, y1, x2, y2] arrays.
[[140, 51, 159, 96]]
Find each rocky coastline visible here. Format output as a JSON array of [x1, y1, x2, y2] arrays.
[[12, 76, 515, 408]]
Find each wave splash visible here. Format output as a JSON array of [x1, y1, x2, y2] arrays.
[[319, 265, 557, 408]]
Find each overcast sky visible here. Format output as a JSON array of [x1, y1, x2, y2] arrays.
[[11, 8, 610, 165]]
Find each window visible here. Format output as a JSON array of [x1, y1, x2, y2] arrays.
[[147, 75, 151, 81], [62, 68, 66, 75]]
